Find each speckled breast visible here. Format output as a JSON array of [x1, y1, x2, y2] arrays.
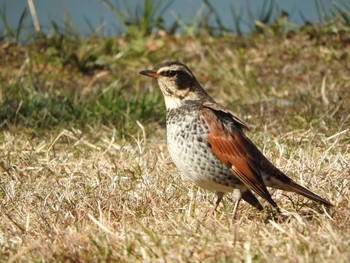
[[166, 101, 242, 193]]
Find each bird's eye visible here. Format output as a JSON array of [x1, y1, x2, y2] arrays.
[[161, 71, 177, 77]]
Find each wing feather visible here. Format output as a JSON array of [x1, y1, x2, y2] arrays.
[[201, 105, 278, 207]]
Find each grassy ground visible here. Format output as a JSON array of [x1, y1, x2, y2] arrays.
[[1, 26, 350, 261]]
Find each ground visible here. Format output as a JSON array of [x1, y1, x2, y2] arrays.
[[0, 28, 349, 262]]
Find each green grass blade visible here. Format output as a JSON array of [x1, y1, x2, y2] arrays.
[[15, 8, 27, 42]]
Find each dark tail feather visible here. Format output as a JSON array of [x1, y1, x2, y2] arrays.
[[242, 190, 264, 211], [280, 181, 333, 207]]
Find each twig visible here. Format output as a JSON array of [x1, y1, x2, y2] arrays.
[[321, 77, 329, 106], [27, 0, 41, 33], [87, 213, 117, 237]]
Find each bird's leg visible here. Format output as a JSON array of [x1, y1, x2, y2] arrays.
[[232, 189, 242, 220], [265, 204, 282, 222], [210, 191, 224, 215]]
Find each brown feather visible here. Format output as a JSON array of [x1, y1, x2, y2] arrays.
[[264, 171, 333, 207], [201, 105, 278, 207], [202, 101, 249, 130], [229, 125, 333, 207], [201, 104, 332, 208]]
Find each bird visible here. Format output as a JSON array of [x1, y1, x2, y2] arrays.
[[139, 61, 332, 218]]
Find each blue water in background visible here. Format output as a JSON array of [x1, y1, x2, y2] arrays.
[[0, 0, 338, 38]]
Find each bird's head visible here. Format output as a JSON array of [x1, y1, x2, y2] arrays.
[[140, 61, 211, 109]]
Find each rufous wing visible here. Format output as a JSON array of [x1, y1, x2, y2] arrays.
[[201, 104, 278, 207]]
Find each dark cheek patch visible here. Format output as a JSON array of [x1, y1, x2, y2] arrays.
[[175, 78, 193, 90]]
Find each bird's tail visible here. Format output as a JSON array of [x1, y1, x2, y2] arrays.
[[265, 170, 333, 207], [278, 180, 333, 207]]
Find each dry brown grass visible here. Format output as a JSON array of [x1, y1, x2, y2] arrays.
[[1, 31, 350, 262], [0, 123, 349, 262]]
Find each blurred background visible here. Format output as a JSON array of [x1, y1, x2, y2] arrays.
[[0, 0, 349, 134], [1, 0, 346, 40]]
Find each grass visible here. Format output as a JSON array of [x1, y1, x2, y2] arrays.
[[1, 2, 350, 262]]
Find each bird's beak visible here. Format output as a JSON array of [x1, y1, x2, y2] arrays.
[[139, 70, 159, 79]]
